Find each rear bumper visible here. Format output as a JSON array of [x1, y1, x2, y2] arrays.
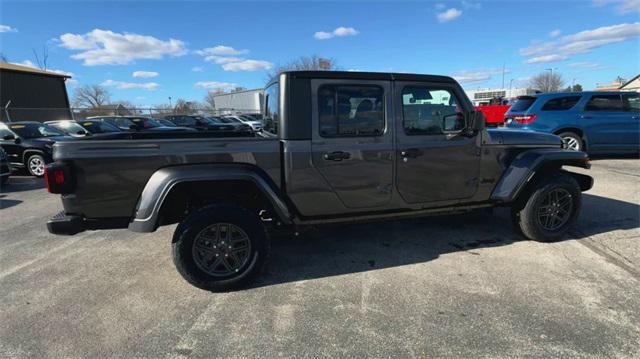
[[47, 211, 85, 235], [47, 211, 129, 235]]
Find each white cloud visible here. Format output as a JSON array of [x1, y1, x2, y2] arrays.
[[462, 1, 482, 10], [567, 61, 605, 70], [222, 59, 273, 72], [196, 45, 248, 57], [437, 8, 463, 23], [59, 29, 186, 66], [453, 68, 508, 84], [132, 71, 159, 78], [525, 54, 569, 64], [314, 26, 359, 40], [549, 29, 562, 37], [191, 66, 204, 72], [593, 0, 640, 14], [520, 22, 640, 63], [196, 45, 273, 72], [194, 81, 238, 91], [102, 79, 160, 90], [0, 24, 17, 33]]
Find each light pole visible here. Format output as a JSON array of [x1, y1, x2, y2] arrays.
[[168, 96, 172, 115], [509, 79, 514, 98], [544, 68, 557, 92]]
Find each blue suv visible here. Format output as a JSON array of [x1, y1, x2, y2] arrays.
[[505, 91, 639, 153]]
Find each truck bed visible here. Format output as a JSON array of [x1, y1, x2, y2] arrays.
[[54, 134, 281, 219]]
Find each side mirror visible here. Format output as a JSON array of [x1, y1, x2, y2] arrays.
[[2, 134, 15, 141], [471, 110, 485, 131], [442, 113, 466, 134]]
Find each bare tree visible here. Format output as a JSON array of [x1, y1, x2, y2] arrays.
[[32, 45, 49, 70], [267, 55, 338, 81], [203, 91, 218, 110], [73, 84, 111, 108], [529, 71, 565, 92], [174, 99, 200, 115], [0, 53, 8, 63]]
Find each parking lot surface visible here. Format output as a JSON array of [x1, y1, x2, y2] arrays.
[[1, 158, 639, 358]]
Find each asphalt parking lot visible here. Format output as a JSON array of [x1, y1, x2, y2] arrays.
[[1, 158, 639, 358]]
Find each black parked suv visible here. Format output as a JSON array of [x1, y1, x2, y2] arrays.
[[0, 121, 73, 177], [87, 116, 194, 132], [163, 115, 237, 132], [76, 119, 123, 134], [46, 71, 593, 291]]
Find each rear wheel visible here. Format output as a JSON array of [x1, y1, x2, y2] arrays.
[[26, 154, 46, 177], [513, 172, 581, 242], [558, 132, 583, 151], [172, 204, 269, 291]]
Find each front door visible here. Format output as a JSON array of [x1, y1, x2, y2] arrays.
[[394, 82, 481, 204], [310, 79, 394, 209]]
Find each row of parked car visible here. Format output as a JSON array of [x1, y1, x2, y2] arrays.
[[0, 114, 264, 179]]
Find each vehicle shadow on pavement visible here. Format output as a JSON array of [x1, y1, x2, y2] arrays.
[[0, 176, 44, 194], [253, 194, 639, 288], [0, 197, 22, 210]]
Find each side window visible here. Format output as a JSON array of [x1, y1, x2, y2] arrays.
[[584, 95, 624, 112], [264, 83, 279, 136], [402, 86, 461, 135], [318, 85, 384, 138], [541, 96, 580, 111], [623, 93, 640, 112]]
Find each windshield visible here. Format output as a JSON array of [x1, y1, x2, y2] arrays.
[[79, 121, 121, 133], [9, 123, 65, 138], [159, 119, 177, 127], [204, 117, 221, 124], [129, 117, 162, 128], [222, 117, 242, 123], [50, 121, 87, 135]]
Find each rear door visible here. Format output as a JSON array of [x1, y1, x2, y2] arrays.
[[581, 94, 635, 150], [622, 92, 640, 148], [394, 82, 481, 204], [310, 79, 393, 209]]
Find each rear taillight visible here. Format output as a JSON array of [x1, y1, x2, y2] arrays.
[[513, 114, 537, 124], [44, 163, 74, 194]]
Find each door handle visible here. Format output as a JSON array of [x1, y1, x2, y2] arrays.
[[580, 115, 592, 119], [400, 148, 423, 159], [323, 151, 350, 161]]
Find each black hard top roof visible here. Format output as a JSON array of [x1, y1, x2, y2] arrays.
[[284, 70, 456, 83]]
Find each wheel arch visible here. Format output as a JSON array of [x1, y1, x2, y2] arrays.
[[128, 164, 292, 233], [21, 149, 46, 164], [491, 148, 592, 204], [553, 127, 588, 149]]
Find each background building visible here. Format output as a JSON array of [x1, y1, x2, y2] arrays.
[[464, 87, 539, 106], [0, 62, 72, 123], [209, 88, 264, 114], [619, 75, 640, 92]]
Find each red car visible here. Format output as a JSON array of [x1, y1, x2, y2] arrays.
[[475, 104, 511, 127]]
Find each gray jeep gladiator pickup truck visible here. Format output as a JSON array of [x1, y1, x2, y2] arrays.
[[46, 71, 593, 291]]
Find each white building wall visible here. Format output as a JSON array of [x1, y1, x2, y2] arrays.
[[465, 87, 537, 106], [212, 89, 264, 113]]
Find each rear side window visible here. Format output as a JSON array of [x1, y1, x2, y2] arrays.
[[510, 96, 536, 112], [264, 83, 279, 136], [584, 95, 624, 112], [318, 85, 384, 138], [541, 96, 580, 111], [623, 93, 639, 112]]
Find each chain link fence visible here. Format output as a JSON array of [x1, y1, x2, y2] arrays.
[[1, 107, 262, 123]]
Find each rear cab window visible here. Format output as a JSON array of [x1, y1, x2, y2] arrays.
[[509, 96, 537, 112], [541, 96, 581, 111]]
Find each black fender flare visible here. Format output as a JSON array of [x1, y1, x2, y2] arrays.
[[491, 148, 592, 203], [128, 164, 292, 233]]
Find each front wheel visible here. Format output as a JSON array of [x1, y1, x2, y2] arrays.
[[172, 204, 270, 291], [26, 154, 46, 177], [513, 172, 582, 242]]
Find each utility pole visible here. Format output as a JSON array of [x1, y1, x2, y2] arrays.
[[509, 79, 514, 98]]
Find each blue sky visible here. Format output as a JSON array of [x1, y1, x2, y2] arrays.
[[1, 0, 639, 107]]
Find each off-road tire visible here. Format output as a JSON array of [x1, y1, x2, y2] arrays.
[[514, 171, 581, 242], [558, 132, 583, 151], [172, 204, 269, 291]]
